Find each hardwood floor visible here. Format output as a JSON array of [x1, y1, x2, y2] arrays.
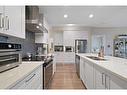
[[49, 63, 86, 89]]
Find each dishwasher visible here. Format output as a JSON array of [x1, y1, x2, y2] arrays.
[[75, 55, 80, 78], [43, 57, 53, 89]]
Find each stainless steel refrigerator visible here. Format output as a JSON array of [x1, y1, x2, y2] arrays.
[[75, 39, 87, 53], [75, 39, 87, 78]]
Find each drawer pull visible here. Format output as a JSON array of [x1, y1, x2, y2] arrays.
[[102, 73, 104, 85], [0, 13, 4, 28], [25, 74, 36, 83]]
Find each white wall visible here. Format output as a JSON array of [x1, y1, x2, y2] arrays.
[[64, 30, 89, 46], [91, 27, 127, 56], [51, 27, 91, 52]]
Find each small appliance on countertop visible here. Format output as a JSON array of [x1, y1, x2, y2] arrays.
[[0, 42, 22, 73]]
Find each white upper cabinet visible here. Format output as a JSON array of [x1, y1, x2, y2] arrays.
[[0, 6, 25, 39]]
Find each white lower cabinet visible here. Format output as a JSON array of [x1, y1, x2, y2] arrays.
[[107, 72, 127, 89], [54, 52, 64, 63], [53, 55, 56, 74], [80, 57, 84, 81], [11, 66, 42, 89], [79, 56, 127, 89], [80, 58, 94, 89], [94, 65, 127, 89], [84, 60, 94, 89], [94, 66, 106, 89]]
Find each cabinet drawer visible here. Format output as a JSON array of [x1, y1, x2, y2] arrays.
[[11, 66, 42, 89]]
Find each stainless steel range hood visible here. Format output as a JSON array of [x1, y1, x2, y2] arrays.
[[25, 6, 48, 33]]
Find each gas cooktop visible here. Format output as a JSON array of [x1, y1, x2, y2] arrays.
[[22, 56, 46, 61]]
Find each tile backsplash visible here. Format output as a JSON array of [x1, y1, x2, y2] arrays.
[[0, 31, 36, 57]]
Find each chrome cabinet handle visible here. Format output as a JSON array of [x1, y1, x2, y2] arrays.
[[7, 18, 10, 30], [102, 73, 104, 85], [105, 74, 110, 89], [5, 16, 9, 30], [105, 74, 107, 89], [0, 13, 4, 28], [109, 76, 110, 89], [25, 74, 36, 83]]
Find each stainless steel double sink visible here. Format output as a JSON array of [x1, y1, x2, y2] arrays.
[[86, 56, 107, 61]]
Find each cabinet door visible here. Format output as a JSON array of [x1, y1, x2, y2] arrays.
[[95, 66, 105, 89], [11, 66, 42, 89], [80, 57, 84, 80], [107, 72, 127, 89], [4, 6, 25, 39], [0, 6, 4, 31], [25, 66, 42, 89], [110, 79, 123, 89], [53, 55, 56, 74], [54, 52, 64, 63], [85, 60, 94, 89]]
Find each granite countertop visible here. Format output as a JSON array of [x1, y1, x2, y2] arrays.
[[76, 53, 127, 82], [0, 62, 43, 89]]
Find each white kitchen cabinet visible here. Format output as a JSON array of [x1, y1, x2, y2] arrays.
[[109, 79, 123, 89], [80, 57, 85, 83], [94, 66, 106, 89], [0, 6, 25, 39], [54, 52, 64, 63], [84, 60, 94, 89], [94, 65, 126, 89], [0, 6, 4, 31], [11, 66, 42, 89], [35, 33, 48, 44], [63, 52, 75, 63], [53, 54, 56, 74], [107, 71, 127, 89], [80, 58, 94, 89]]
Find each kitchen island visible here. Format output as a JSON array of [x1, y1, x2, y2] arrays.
[[76, 53, 127, 89], [0, 62, 43, 89]]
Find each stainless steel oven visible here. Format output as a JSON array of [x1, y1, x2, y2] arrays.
[[0, 43, 21, 73], [43, 57, 53, 89]]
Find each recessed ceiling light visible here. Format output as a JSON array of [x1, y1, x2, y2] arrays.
[[89, 14, 94, 18], [64, 14, 68, 18], [67, 24, 75, 26], [39, 23, 42, 26], [36, 26, 39, 29]]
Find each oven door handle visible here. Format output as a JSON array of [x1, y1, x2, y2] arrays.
[[44, 61, 53, 68], [0, 57, 16, 62]]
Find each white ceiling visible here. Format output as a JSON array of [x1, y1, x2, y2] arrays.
[[39, 6, 127, 27]]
